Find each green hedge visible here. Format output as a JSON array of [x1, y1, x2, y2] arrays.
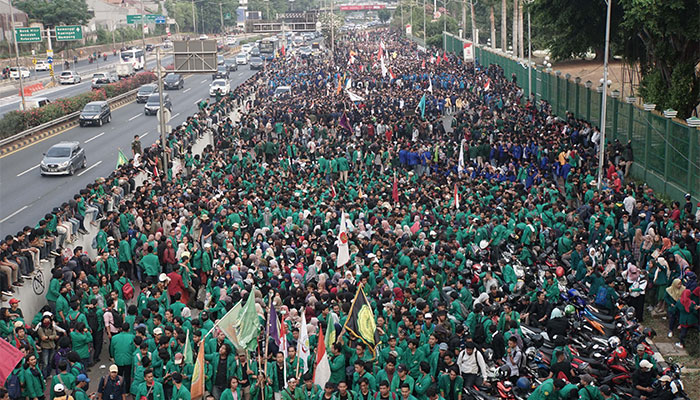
[[0, 71, 156, 140]]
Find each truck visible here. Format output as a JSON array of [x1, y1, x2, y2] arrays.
[[116, 63, 134, 79]]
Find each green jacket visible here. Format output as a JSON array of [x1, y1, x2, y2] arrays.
[[50, 372, 76, 400], [172, 384, 192, 400], [527, 379, 558, 400], [70, 330, 93, 359], [577, 385, 603, 400], [22, 367, 45, 398], [111, 332, 136, 366], [134, 381, 165, 400], [437, 375, 462, 400], [140, 253, 161, 277]]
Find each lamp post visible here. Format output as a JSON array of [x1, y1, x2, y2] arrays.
[[8, 0, 25, 110], [423, 0, 426, 45], [527, 1, 531, 98], [596, 0, 612, 190]]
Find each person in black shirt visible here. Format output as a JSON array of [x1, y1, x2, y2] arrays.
[[524, 292, 552, 328], [547, 351, 574, 382], [98, 365, 126, 400], [632, 360, 658, 399]]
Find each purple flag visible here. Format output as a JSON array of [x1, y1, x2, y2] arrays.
[[339, 112, 352, 132], [268, 305, 280, 347]]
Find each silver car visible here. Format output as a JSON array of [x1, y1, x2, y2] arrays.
[[40, 142, 86, 176]]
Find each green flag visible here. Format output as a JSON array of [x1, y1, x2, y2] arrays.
[[418, 93, 426, 119], [324, 315, 336, 350], [343, 283, 380, 357], [184, 329, 193, 365], [117, 149, 128, 167], [237, 291, 261, 351], [216, 301, 242, 349]]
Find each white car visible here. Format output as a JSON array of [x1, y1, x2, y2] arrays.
[[59, 71, 81, 84], [241, 43, 253, 53], [235, 53, 248, 65], [209, 79, 230, 96], [199, 34, 209, 40], [35, 60, 51, 71], [9, 67, 30, 79]]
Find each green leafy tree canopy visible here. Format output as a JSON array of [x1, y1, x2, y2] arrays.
[[15, 0, 91, 26]]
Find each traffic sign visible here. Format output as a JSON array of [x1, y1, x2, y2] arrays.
[[155, 16, 166, 24], [55, 25, 83, 41], [127, 14, 166, 23], [47, 57, 53, 64], [15, 27, 41, 43], [47, 49, 53, 57]]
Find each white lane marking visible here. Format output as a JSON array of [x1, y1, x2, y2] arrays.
[[77, 160, 103, 176], [0, 205, 28, 223], [183, 88, 191, 93], [129, 114, 140, 121], [200, 79, 207, 83], [17, 164, 39, 177], [85, 131, 105, 143], [194, 99, 201, 104], [172, 113, 180, 119], [141, 132, 150, 138]]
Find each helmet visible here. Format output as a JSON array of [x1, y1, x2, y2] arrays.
[[531, 334, 544, 348], [483, 348, 494, 362], [607, 336, 620, 348], [564, 304, 576, 316], [556, 266, 565, 277], [516, 377, 531, 390], [496, 365, 510, 379]]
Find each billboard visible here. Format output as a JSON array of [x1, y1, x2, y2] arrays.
[[173, 40, 217, 73], [339, 5, 386, 11]]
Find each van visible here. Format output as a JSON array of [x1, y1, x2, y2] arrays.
[[22, 97, 50, 110], [274, 86, 291, 97]]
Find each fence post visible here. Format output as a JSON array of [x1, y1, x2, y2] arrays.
[[689, 126, 696, 199], [565, 73, 571, 113], [585, 81, 592, 121], [644, 110, 652, 182], [555, 71, 562, 116], [574, 77, 581, 118], [664, 117, 671, 189], [611, 90, 620, 141]]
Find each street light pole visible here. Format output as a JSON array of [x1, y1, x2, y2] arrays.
[[8, 0, 25, 110], [191, 0, 197, 35], [423, 0, 426, 45], [141, 0, 148, 68], [527, 5, 531, 98], [596, 0, 612, 190], [155, 46, 169, 179], [219, 2, 224, 33]]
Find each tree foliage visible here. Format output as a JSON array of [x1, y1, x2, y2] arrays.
[[378, 9, 391, 23], [619, 0, 699, 118], [529, 0, 623, 61], [165, 0, 240, 34], [14, 0, 91, 26]]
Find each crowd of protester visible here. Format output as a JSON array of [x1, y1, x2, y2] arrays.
[[0, 28, 698, 400]]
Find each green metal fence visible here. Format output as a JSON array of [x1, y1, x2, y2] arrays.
[[441, 35, 699, 203]]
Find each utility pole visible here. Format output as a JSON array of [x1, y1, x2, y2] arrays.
[[191, 0, 197, 35], [443, 0, 447, 51], [461, 0, 466, 39], [8, 0, 25, 111], [155, 47, 169, 180], [423, 0, 426, 45], [219, 3, 224, 33], [141, 0, 147, 68], [527, 4, 531, 97], [46, 25, 54, 82], [597, 0, 612, 190], [518, 0, 524, 59], [330, 0, 334, 56], [512, 0, 518, 56]]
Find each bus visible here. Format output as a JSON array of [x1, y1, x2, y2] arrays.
[[259, 38, 279, 61], [121, 48, 145, 70]]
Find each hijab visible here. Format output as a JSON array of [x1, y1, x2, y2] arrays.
[[661, 238, 672, 253], [679, 289, 693, 313], [665, 279, 685, 302], [550, 308, 564, 319]]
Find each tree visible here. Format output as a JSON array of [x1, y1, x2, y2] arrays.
[[530, 0, 623, 60], [14, 0, 91, 26], [619, 0, 699, 118], [165, 0, 240, 34], [378, 9, 391, 23]]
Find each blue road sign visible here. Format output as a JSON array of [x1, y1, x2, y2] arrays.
[[155, 16, 166, 24], [47, 56, 53, 64]]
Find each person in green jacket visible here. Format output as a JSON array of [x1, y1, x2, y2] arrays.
[[110, 326, 136, 389], [413, 362, 434, 400], [22, 354, 45, 400], [70, 323, 93, 366], [527, 378, 565, 400], [280, 377, 304, 400], [50, 361, 76, 400], [250, 373, 274, 400], [329, 344, 346, 385], [577, 375, 603, 400], [437, 368, 462, 400], [74, 374, 91, 400], [134, 368, 165, 400], [139, 246, 161, 284], [171, 373, 192, 400]]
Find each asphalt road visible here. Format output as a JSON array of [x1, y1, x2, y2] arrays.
[[0, 53, 174, 118], [0, 67, 256, 237]]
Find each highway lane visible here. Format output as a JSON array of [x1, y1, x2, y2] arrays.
[[0, 54, 174, 118], [0, 67, 256, 237]]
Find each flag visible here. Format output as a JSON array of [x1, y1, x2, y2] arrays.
[[484, 78, 491, 92], [345, 77, 352, 90], [336, 74, 342, 95], [343, 284, 380, 357], [380, 56, 388, 77], [454, 183, 460, 209], [313, 323, 331, 389], [336, 213, 350, 268], [215, 300, 242, 349], [421, 59, 425, 69], [417, 93, 426, 119], [153, 163, 159, 179], [330, 183, 337, 199], [281, 45, 286, 57], [458, 141, 464, 173], [298, 311, 310, 373], [427, 76, 433, 94], [0, 338, 23, 386], [324, 316, 336, 350], [268, 305, 280, 348], [388, 67, 396, 80], [358, 187, 364, 199], [378, 41, 385, 60], [410, 219, 421, 234], [117, 149, 128, 167], [237, 291, 261, 351], [436, 51, 441, 65], [279, 313, 289, 357], [190, 341, 205, 400], [346, 90, 365, 102], [183, 330, 193, 365], [339, 112, 352, 132], [392, 172, 399, 203]]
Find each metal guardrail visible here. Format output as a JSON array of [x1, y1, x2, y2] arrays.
[[0, 87, 141, 147]]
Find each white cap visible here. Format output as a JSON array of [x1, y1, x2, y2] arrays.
[[54, 384, 65, 393], [153, 327, 163, 335]]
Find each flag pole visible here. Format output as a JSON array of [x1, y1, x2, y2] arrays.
[[263, 304, 271, 375], [257, 345, 265, 400]]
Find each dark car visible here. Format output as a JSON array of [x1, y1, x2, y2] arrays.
[[136, 84, 158, 103], [40, 142, 86, 176], [163, 73, 184, 90], [144, 93, 172, 116], [249, 57, 264, 70], [224, 58, 238, 72], [146, 44, 154, 51], [212, 65, 230, 80], [79, 101, 111, 127]]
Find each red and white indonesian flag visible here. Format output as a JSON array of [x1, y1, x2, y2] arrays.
[[298, 312, 310, 372], [380, 55, 388, 78], [313, 322, 331, 388], [337, 213, 350, 268]]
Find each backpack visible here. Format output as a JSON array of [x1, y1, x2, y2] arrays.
[[594, 286, 608, 307], [6, 370, 21, 399], [53, 347, 70, 371], [122, 281, 134, 300], [472, 316, 487, 344], [86, 309, 99, 333], [109, 310, 124, 330]]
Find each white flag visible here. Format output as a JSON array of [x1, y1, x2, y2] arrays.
[[337, 213, 350, 268], [346, 90, 365, 102], [345, 78, 352, 90], [297, 311, 310, 373], [458, 140, 464, 173], [380, 56, 388, 78], [428, 76, 433, 94]]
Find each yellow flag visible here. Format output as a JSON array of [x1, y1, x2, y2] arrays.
[[190, 341, 205, 399]]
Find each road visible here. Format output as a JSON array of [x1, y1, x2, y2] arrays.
[[0, 67, 256, 237], [0, 53, 174, 118]]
